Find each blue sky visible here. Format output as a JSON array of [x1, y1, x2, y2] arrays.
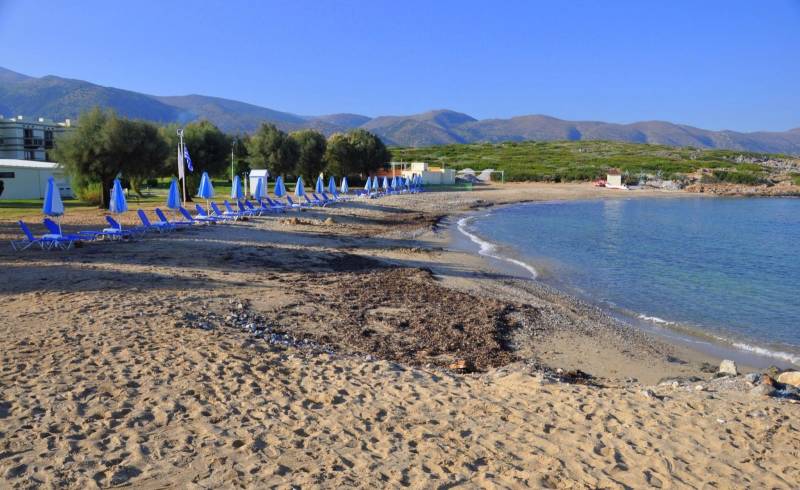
[[0, 0, 798, 132]]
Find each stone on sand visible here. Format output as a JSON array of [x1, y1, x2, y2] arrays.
[[718, 360, 738, 376], [777, 371, 800, 388], [750, 383, 776, 397]]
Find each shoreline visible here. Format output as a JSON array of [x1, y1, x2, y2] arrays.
[[443, 198, 800, 371]]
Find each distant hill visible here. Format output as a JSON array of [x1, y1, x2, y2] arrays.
[[1, 66, 798, 154]]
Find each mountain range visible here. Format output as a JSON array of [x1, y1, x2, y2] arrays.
[[1, 66, 799, 154]]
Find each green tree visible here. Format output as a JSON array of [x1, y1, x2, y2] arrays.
[[181, 121, 232, 194], [325, 129, 390, 178], [246, 123, 298, 177], [54, 108, 169, 208], [291, 130, 327, 182], [231, 134, 251, 178]]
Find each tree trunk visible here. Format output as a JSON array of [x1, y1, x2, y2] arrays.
[[100, 178, 112, 209]]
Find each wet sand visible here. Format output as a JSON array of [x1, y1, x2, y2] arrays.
[[1, 182, 798, 488]]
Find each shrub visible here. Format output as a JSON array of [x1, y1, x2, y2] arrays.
[[712, 170, 765, 185], [75, 181, 102, 205]]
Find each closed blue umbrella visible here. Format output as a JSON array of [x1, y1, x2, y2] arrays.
[[328, 176, 336, 194], [371, 176, 379, 192], [391, 176, 398, 189], [274, 176, 285, 197], [198, 172, 215, 199], [294, 176, 305, 197], [42, 176, 64, 234], [253, 177, 265, 202], [166, 178, 181, 210], [197, 171, 214, 213], [364, 176, 372, 192], [341, 177, 349, 194], [315, 174, 324, 194], [231, 175, 244, 200], [110, 178, 128, 215]]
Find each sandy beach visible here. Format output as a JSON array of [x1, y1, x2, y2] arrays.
[[1, 182, 798, 488]]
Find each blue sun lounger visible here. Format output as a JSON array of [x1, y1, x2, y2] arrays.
[[137, 209, 174, 233], [157, 207, 192, 227], [194, 204, 225, 223], [243, 200, 265, 216], [302, 195, 322, 207], [257, 198, 284, 213], [11, 220, 77, 251], [208, 202, 237, 221], [236, 200, 258, 217], [285, 196, 302, 209], [179, 206, 213, 225], [106, 216, 146, 238], [319, 192, 336, 205], [265, 197, 286, 211], [42, 218, 89, 248]]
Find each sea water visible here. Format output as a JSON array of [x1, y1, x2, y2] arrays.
[[456, 197, 800, 367]]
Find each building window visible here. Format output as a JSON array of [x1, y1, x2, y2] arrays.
[[0, 172, 15, 178]]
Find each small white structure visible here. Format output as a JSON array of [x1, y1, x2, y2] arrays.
[[0, 159, 73, 200], [249, 169, 269, 195], [400, 161, 455, 185], [605, 169, 628, 190]]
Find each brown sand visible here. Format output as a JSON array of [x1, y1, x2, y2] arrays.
[[1, 183, 798, 488]]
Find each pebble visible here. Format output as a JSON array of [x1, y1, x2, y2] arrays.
[[718, 360, 738, 376], [777, 371, 800, 388], [744, 372, 761, 385], [750, 384, 776, 397], [640, 389, 657, 399]]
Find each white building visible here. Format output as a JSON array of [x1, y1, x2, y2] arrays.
[[399, 161, 455, 185], [606, 169, 626, 189], [248, 169, 269, 195], [0, 159, 74, 200], [0, 116, 71, 162]]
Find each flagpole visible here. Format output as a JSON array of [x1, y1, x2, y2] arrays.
[[177, 128, 186, 204]]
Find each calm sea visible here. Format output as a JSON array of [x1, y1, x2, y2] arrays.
[[456, 197, 800, 367]]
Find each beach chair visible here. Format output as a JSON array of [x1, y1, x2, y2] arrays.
[[239, 200, 260, 216], [157, 207, 192, 227], [42, 218, 89, 248], [180, 206, 214, 225], [11, 221, 48, 251], [257, 199, 284, 214], [210, 202, 238, 221], [244, 200, 266, 216], [230, 200, 255, 218], [319, 192, 336, 205], [137, 209, 174, 233], [106, 216, 146, 238], [194, 204, 225, 223], [265, 197, 286, 210], [285, 196, 302, 208], [303, 195, 322, 207], [311, 193, 331, 207]]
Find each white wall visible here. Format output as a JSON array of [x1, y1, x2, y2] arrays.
[[0, 166, 70, 200], [607, 174, 623, 187]]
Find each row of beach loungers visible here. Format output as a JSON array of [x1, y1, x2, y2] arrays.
[[11, 190, 355, 252]]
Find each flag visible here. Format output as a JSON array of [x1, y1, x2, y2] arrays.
[[177, 145, 185, 180], [184, 146, 194, 172]]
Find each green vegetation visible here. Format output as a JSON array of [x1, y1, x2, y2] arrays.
[[54, 108, 170, 207], [325, 129, 390, 178], [50, 109, 390, 208], [390, 140, 788, 182]]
